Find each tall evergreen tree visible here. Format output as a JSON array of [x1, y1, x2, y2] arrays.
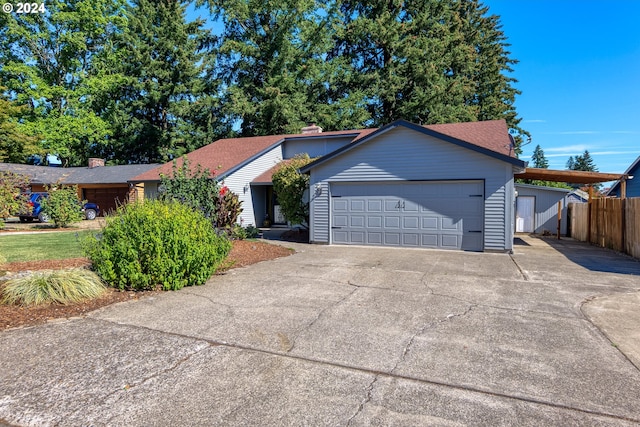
[[332, 0, 528, 150], [531, 145, 549, 168], [569, 150, 598, 172], [0, 0, 126, 166], [200, 0, 370, 136], [101, 0, 224, 163]]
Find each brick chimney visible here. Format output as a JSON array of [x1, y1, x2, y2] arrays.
[[301, 123, 323, 134], [88, 158, 105, 168]]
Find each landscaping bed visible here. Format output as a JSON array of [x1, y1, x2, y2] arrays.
[[0, 240, 293, 330]]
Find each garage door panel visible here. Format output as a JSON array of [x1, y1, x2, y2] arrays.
[[384, 216, 400, 228], [368, 232, 383, 244], [421, 234, 438, 247], [403, 216, 419, 229], [350, 200, 365, 211], [334, 215, 348, 227], [350, 216, 365, 227], [442, 234, 462, 248], [368, 216, 382, 228], [384, 233, 401, 245], [331, 181, 484, 251], [368, 200, 382, 212], [422, 217, 438, 229]]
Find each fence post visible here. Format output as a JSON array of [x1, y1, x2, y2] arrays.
[[621, 180, 626, 255], [557, 200, 562, 239], [587, 185, 593, 244]]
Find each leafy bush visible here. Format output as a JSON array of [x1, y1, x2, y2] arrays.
[[41, 184, 85, 227], [0, 171, 30, 226], [271, 154, 316, 228], [217, 186, 243, 228], [244, 225, 260, 238], [159, 157, 220, 221], [83, 200, 231, 291], [1, 269, 106, 306], [159, 157, 243, 228]]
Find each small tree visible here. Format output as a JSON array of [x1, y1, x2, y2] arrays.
[[531, 145, 549, 169], [271, 155, 316, 228], [159, 157, 220, 220], [0, 171, 30, 228], [159, 157, 243, 228], [41, 184, 85, 227]]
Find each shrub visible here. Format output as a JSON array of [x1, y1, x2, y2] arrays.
[[1, 269, 106, 306], [83, 200, 231, 291], [244, 225, 260, 238], [271, 154, 316, 228], [216, 186, 243, 228], [159, 157, 219, 221], [0, 171, 30, 223], [41, 184, 85, 227]]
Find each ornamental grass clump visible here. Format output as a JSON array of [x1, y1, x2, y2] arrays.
[[1, 269, 106, 306], [83, 200, 231, 291]]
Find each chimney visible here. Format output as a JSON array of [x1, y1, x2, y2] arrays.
[[301, 123, 323, 134], [88, 158, 105, 168]]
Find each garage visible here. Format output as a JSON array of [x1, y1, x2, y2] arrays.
[[83, 187, 129, 216], [331, 181, 484, 251]]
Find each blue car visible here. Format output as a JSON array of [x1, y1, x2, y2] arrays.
[[18, 192, 100, 223]]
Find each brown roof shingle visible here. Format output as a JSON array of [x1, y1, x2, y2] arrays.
[[132, 119, 515, 182]]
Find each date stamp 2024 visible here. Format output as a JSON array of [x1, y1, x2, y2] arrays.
[[3, 2, 46, 14]]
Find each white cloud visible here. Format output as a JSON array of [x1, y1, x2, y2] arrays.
[[556, 131, 599, 135], [544, 144, 589, 152], [524, 119, 546, 123]]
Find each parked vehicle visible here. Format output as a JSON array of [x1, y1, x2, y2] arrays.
[[18, 192, 100, 222]]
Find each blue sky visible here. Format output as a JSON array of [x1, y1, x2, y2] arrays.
[[189, 1, 640, 174], [483, 0, 640, 173]]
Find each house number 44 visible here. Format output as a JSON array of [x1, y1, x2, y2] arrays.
[[395, 201, 406, 209]]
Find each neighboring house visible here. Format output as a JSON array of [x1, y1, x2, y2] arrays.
[[0, 159, 158, 215], [567, 188, 589, 203], [514, 183, 570, 235], [606, 155, 640, 198], [135, 119, 527, 252]]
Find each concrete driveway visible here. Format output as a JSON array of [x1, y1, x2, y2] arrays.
[[1, 235, 640, 426]]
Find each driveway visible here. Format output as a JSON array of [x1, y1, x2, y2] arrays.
[[1, 235, 640, 426]]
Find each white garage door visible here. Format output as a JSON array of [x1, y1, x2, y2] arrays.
[[331, 181, 484, 251]]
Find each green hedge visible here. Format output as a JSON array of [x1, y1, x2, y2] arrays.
[[83, 200, 231, 291]]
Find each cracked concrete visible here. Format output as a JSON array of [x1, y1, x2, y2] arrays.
[[1, 235, 640, 426]]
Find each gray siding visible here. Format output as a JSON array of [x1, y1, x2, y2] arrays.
[[225, 145, 283, 226], [515, 184, 570, 235], [283, 136, 355, 159], [309, 126, 514, 250]]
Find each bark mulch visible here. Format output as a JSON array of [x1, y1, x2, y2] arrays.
[[0, 240, 293, 331]]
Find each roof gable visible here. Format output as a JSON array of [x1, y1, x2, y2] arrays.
[[606, 155, 639, 195], [301, 119, 525, 173]]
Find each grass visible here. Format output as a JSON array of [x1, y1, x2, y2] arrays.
[[0, 231, 92, 263], [1, 269, 107, 305]]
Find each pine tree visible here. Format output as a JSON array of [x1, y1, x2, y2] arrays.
[[331, 0, 528, 151], [201, 0, 370, 136], [570, 150, 598, 172], [531, 145, 549, 168], [566, 156, 575, 170], [101, 0, 223, 163]]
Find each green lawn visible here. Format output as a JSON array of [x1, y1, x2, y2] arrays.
[[0, 231, 93, 263]]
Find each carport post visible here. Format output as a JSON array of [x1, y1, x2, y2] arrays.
[[557, 200, 562, 240], [587, 185, 593, 244]]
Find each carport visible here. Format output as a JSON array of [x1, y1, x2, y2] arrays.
[[514, 167, 631, 239]]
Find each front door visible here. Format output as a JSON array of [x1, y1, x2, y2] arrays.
[[516, 196, 535, 233]]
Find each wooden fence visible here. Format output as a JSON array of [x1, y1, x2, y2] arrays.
[[568, 197, 640, 259]]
